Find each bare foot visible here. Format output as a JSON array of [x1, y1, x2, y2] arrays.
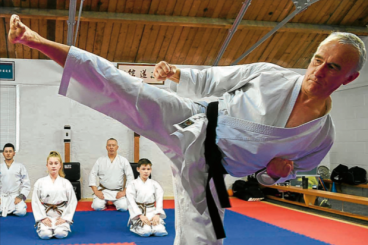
[[8, 15, 39, 46]]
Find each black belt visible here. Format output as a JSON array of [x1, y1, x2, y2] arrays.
[[204, 101, 231, 240]]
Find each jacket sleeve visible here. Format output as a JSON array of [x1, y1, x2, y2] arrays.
[[126, 182, 142, 220], [123, 158, 134, 189], [31, 180, 48, 223], [19, 164, 31, 198], [257, 126, 334, 185], [89, 160, 99, 187], [169, 63, 270, 99], [153, 181, 166, 219], [61, 180, 78, 223]]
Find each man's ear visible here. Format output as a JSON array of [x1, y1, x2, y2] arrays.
[[343, 71, 359, 85]]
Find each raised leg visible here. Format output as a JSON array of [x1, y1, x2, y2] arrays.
[[8, 15, 70, 67]]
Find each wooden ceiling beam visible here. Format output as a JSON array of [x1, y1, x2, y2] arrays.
[[1, 7, 367, 35]]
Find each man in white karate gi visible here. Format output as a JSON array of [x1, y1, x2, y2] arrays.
[[8, 14, 366, 244], [89, 138, 134, 211], [1, 143, 31, 217]]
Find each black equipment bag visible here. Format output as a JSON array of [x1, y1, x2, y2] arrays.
[[344, 166, 367, 185], [330, 164, 348, 183], [63, 162, 80, 181], [232, 180, 264, 201], [71, 181, 81, 200]]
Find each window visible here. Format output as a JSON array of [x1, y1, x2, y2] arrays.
[[0, 85, 19, 152]]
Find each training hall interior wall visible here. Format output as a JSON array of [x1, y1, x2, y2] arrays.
[[1, 36, 367, 199], [329, 85, 368, 173]]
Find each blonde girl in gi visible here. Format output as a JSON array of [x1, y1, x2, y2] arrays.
[[126, 158, 168, 237], [31, 151, 78, 239]]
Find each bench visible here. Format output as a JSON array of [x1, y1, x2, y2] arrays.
[[322, 179, 368, 192], [262, 185, 368, 221]]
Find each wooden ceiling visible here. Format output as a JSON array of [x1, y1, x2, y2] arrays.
[[0, 0, 367, 68]]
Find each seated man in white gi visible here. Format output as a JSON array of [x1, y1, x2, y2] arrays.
[[1, 143, 30, 217], [8, 15, 366, 245], [126, 158, 168, 237], [89, 138, 134, 211]]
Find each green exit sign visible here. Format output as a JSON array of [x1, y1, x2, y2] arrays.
[[0, 62, 15, 81]]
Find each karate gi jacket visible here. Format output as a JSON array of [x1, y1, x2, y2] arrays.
[[59, 47, 334, 216], [0, 162, 31, 217], [126, 177, 166, 224], [89, 155, 134, 201], [32, 175, 77, 227]]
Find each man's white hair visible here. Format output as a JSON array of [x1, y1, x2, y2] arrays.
[[317, 32, 366, 72]]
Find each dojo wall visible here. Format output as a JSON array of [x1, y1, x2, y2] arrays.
[[329, 86, 368, 172]]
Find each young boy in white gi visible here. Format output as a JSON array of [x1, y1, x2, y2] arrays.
[[32, 151, 78, 239], [126, 158, 168, 237], [0, 143, 30, 217]]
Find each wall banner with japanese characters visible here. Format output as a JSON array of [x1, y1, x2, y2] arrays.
[[117, 64, 163, 85]]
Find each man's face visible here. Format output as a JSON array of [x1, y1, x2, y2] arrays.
[[106, 140, 119, 155], [302, 40, 360, 98], [2, 147, 15, 161]]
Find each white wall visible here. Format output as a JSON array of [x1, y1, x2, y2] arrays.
[[329, 86, 368, 171]]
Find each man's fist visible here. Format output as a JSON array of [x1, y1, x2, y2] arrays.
[[266, 157, 294, 179], [154, 61, 179, 82]]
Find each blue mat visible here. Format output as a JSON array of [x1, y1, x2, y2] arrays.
[[0, 210, 328, 245]]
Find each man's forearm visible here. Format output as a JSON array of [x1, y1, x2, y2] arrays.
[[91, 186, 98, 193]]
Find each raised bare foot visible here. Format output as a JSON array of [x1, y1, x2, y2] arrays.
[[8, 14, 39, 46]]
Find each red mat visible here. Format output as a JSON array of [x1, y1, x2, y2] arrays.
[[229, 198, 368, 245]]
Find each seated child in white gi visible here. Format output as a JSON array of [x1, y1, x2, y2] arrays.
[[126, 158, 168, 237], [32, 151, 78, 239], [1, 143, 30, 217]]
